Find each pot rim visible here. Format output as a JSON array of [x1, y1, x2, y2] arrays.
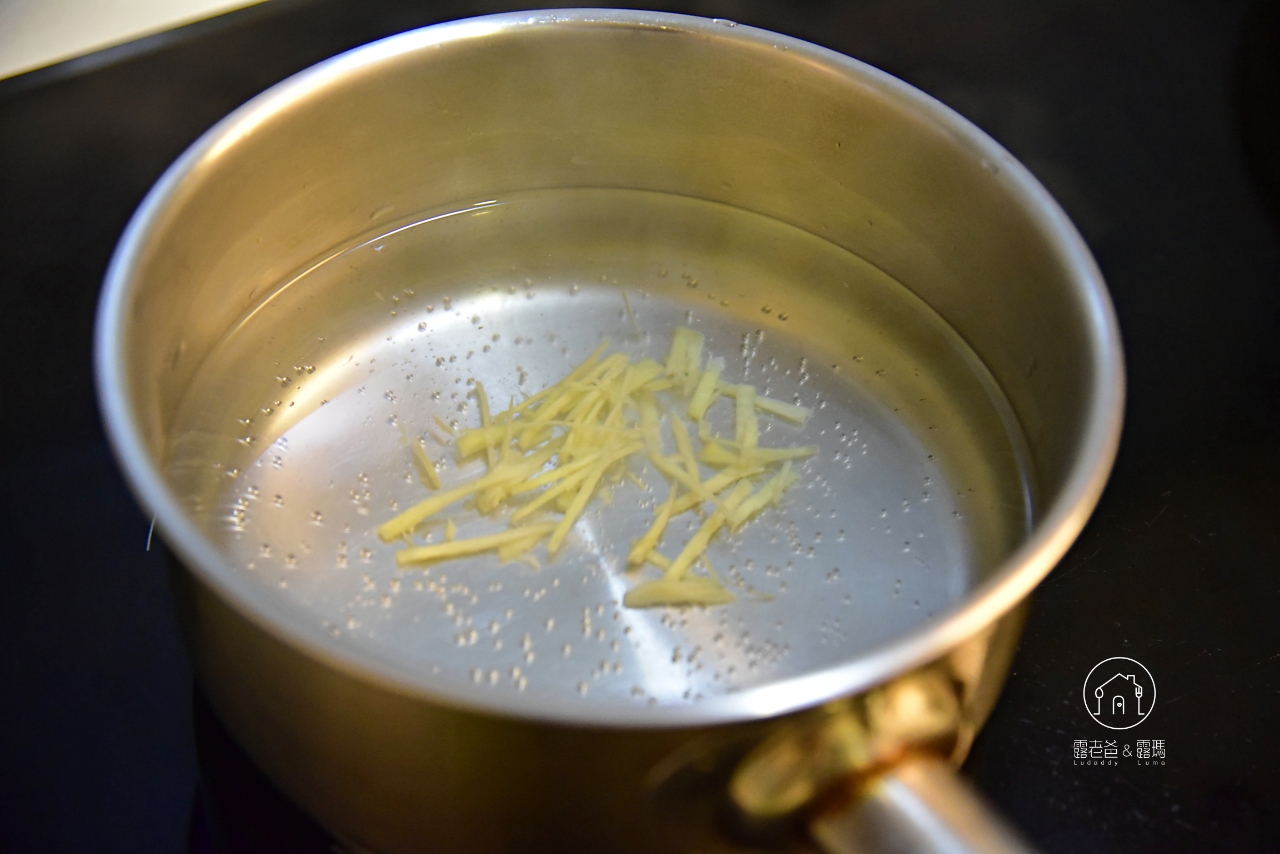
[[94, 8, 1125, 729]]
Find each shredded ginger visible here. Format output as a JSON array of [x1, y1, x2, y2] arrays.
[[378, 327, 815, 608]]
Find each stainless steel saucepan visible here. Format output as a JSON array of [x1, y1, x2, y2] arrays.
[[95, 10, 1123, 853]]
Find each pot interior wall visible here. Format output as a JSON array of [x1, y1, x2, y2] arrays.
[[121, 19, 1099, 509]]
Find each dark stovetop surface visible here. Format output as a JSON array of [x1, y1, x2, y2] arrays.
[[1, 1, 1277, 852]]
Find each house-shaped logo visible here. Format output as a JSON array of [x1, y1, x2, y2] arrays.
[[1083, 657, 1156, 730]]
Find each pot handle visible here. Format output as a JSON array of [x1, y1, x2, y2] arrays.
[[808, 756, 1037, 854]]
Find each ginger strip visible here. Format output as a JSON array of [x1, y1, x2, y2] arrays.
[[687, 356, 723, 421], [497, 528, 548, 564], [384, 326, 813, 610], [455, 423, 508, 458], [396, 524, 555, 566], [734, 384, 758, 449], [718, 383, 813, 424], [623, 576, 735, 608], [546, 442, 640, 555], [509, 464, 595, 523], [378, 446, 556, 541], [628, 485, 677, 567], [670, 417, 699, 478], [411, 440, 441, 490], [671, 465, 764, 515], [663, 481, 753, 582], [699, 440, 818, 469], [473, 381, 496, 469]]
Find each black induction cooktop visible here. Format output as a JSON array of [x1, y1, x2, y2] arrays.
[[1, 1, 1277, 852]]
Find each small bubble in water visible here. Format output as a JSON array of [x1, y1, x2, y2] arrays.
[[418, 322, 427, 331], [359, 547, 372, 562], [562, 643, 572, 657], [311, 510, 323, 524], [471, 668, 483, 683], [761, 306, 772, 315], [273, 495, 284, 506], [545, 618, 555, 631], [577, 682, 589, 696]]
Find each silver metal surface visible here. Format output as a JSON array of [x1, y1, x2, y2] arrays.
[[162, 187, 1030, 715], [95, 9, 1124, 852], [810, 756, 1037, 854]]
